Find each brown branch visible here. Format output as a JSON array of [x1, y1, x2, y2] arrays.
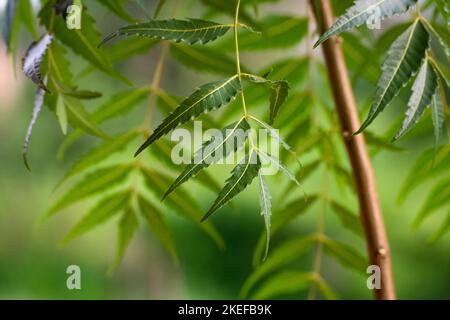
[[310, 0, 396, 300]]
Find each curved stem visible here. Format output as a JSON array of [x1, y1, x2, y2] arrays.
[[234, 0, 248, 117], [310, 0, 396, 300]]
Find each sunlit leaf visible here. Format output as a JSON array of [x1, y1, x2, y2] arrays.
[[62, 190, 132, 244], [163, 119, 250, 199], [357, 20, 429, 133], [314, 0, 418, 48], [101, 19, 232, 46], [135, 75, 241, 156], [202, 151, 261, 221]]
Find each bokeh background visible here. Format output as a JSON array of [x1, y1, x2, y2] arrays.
[[0, 0, 449, 299]]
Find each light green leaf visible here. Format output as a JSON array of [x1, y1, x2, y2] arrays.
[[251, 271, 315, 299], [394, 59, 438, 140], [202, 151, 261, 221], [62, 190, 131, 245], [321, 237, 367, 274], [241, 235, 313, 298], [57, 88, 150, 158], [257, 150, 301, 188], [96, 0, 136, 22], [40, 3, 120, 79], [170, 44, 240, 75], [59, 130, 139, 184], [429, 211, 450, 244], [398, 146, 450, 202], [414, 177, 450, 228], [258, 172, 272, 260], [63, 96, 108, 139], [153, 0, 167, 18], [56, 94, 68, 135], [330, 201, 364, 237], [231, 16, 308, 51], [135, 76, 241, 156], [357, 20, 429, 133], [138, 195, 177, 261], [101, 19, 232, 46], [141, 167, 225, 249], [269, 81, 290, 124], [45, 164, 132, 219], [314, 0, 418, 47], [110, 206, 139, 272], [252, 196, 318, 266], [163, 119, 250, 200]]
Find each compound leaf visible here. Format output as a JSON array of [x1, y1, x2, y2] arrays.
[[135, 76, 241, 156], [314, 0, 418, 48]]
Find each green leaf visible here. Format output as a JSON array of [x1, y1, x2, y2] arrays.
[[257, 150, 301, 188], [45, 164, 132, 219], [364, 131, 406, 152], [357, 20, 429, 133], [137, 195, 177, 261], [399, 146, 450, 202], [314, 0, 418, 47], [242, 235, 313, 298], [96, 0, 136, 22], [62, 190, 131, 245], [153, 0, 167, 19], [63, 96, 108, 138], [431, 86, 445, 146], [257, 172, 272, 260], [170, 44, 239, 75], [269, 81, 290, 124], [321, 237, 367, 274], [394, 59, 438, 140], [135, 75, 241, 156], [242, 75, 290, 124], [251, 271, 315, 299], [110, 206, 139, 272], [22, 33, 53, 92], [108, 37, 158, 62], [252, 196, 318, 266], [230, 16, 308, 51], [202, 151, 261, 221], [60, 130, 139, 184], [100, 19, 232, 46], [329, 201, 364, 237], [429, 211, 450, 244], [163, 118, 250, 200], [141, 167, 225, 249], [57, 88, 149, 158], [414, 177, 450, 228], [56, 94, 68, 135], [40, 3, 120, 79]]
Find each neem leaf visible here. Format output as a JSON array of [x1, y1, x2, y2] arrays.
[[202, 151, 261, 221], [22, 33, 53, 92], [257, 172, 272, 260], [100, 19, 232, 47], [394, 59, 438, 141], [163, 119, 250, 200], [314, 0, 418, 48], [357, 20, 429, 133], [135, 76, 241, 156], [62, 190, 132, 245]]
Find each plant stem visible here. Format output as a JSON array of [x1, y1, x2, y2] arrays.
[[310, 0, 396, 300], [143, 42, 169, 136], [234, 0, 248, 117], [308, 167, 328, 300]]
